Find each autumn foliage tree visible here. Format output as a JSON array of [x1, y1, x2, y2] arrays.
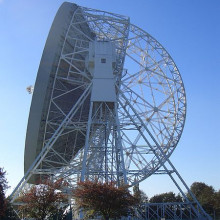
[[74, 180, 138, 220], [17, 178, 68, 220]]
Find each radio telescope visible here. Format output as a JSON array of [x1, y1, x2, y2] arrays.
[[11, 2, 211, 220]]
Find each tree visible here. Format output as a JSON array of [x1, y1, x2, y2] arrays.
[[0, 168, 8, 219], [0, 168, 19, 220], [149, 192, 183, 203], [189, 182, 215, 215], [214, 190, 220, 218], [0, 199, 19, 220], [74, 180, 138, 220], [17, 178, 68, 220], [133, 184, 148, 204]]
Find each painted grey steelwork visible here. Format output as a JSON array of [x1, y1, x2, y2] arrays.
[[132, 202, 208, 220], [11, 2, 211, 220]]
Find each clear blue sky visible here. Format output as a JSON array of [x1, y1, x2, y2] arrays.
[[0, 0, 220, 197]]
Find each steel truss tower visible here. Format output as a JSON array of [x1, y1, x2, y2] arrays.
[[11, 3, 211, 220]]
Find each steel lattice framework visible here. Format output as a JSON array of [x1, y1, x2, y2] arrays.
[[11, 3, 211, 220]]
